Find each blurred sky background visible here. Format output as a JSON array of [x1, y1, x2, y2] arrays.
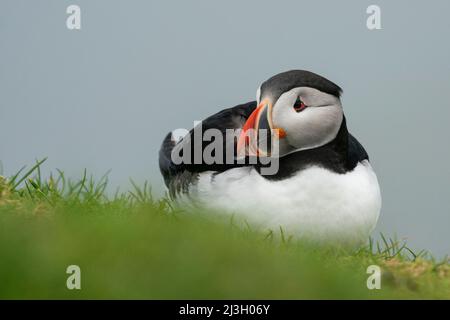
[[1, 0, 449, 256]]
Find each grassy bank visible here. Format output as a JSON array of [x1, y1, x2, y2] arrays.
[[0, 160, 448, 299]]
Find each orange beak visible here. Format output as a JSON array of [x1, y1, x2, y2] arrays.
[[237, 99, 286, 157]]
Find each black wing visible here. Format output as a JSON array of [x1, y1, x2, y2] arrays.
[[159, 101, 257, 197], [347, 133, 369, 169]]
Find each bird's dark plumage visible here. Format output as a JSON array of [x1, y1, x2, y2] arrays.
[[260, 70, 342, 101], [159, 101, 257, 196]]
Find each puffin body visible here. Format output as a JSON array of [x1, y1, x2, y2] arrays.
[[159, 70, 381, 246]]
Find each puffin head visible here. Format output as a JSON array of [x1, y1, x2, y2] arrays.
[[238, 70, 343, 158]]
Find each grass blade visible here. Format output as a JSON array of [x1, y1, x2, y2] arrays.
[[11, 157, 48, 190]]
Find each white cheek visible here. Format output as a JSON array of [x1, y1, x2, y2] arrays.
[[281, 108, 317, 144], [272, 105, 300, 131], [270, 87, 343, 152], [273, 106, 343, 151]]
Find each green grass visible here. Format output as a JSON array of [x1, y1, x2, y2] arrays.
[[0, 159, 448, 299]]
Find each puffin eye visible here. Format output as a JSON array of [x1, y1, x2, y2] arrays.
[[293, 97, 307, 112]]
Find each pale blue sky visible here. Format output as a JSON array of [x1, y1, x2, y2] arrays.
[[1, 1, 449, 256]]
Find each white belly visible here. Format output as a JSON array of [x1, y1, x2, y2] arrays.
[[177, 160, 381, 247]]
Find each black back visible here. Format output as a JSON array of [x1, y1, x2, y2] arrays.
[[159, 101, 257, 196]]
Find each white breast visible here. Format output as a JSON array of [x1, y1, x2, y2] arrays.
[[176, 160, 381, 247]]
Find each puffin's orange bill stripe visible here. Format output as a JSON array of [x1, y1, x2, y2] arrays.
[[237, 103, 263, 151]]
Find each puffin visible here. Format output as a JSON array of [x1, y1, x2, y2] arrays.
[[159, 70, 381, 246]]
